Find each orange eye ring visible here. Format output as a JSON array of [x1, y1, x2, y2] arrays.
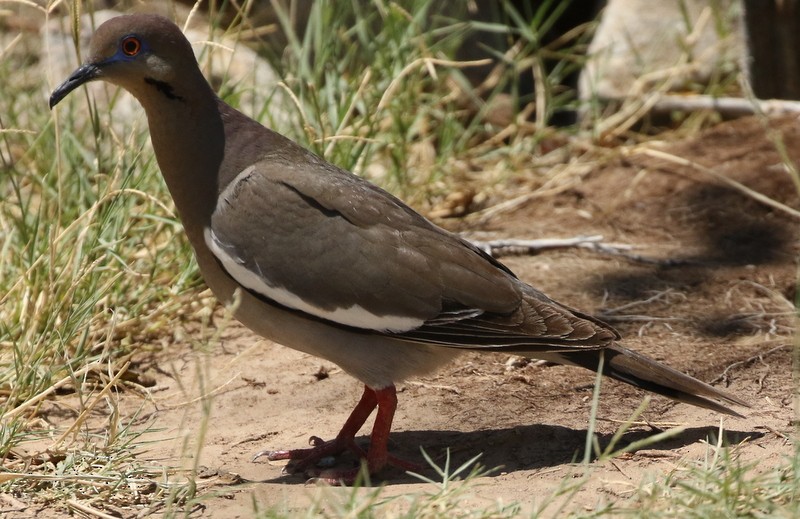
[[121, 36, 141, 56]]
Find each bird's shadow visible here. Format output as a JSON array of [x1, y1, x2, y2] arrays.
[[254, 423, 759, 485]]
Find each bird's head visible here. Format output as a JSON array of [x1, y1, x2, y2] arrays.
[[50, 14, 197, 108]]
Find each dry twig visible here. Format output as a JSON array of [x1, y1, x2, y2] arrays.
[[600, 94, 800, 119], [711, 344, 789, 386], [469, 234, 695, 267]]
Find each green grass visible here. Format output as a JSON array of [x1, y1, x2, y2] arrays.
[[0, 0, 797, 517], [1, 3, 208, 512], [2, 0, 594, 512], [605, 438, 800, 518], [210, 0, 599, 204]]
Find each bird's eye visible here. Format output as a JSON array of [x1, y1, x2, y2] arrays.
[[121, 36, 141, 56]]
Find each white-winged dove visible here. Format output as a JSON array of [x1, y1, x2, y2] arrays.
[[50, 14, 747, 484]]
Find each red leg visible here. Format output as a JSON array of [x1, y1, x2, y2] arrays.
[[252, 385, 377, 469], [370, 388, 423, 471], [253, 384, 421, 484], [364, 385, 399, 472]]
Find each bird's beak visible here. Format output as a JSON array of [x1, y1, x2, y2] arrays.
[[49, 63, 102, 109]]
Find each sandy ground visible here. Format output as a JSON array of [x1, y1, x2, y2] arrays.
[[14, 115, 798, 517]]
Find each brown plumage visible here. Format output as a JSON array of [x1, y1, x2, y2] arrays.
[[50, 14, 747, 484]]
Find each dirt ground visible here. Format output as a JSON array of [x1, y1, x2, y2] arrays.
[[21, 115, 800, 517]]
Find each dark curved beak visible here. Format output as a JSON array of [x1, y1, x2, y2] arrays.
[[49, 63, 102, 109]]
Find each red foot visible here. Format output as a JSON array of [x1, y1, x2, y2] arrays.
[[252, 385, 422, 484]]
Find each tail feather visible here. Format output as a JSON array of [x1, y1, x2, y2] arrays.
[[545, 344, 748, 417]]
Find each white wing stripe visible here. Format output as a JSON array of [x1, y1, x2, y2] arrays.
[[204, 227, 423, 332]]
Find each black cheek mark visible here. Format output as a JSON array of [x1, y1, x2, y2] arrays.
[[144, 77, 184, 101]]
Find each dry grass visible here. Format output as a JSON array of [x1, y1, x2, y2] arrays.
[[0, 0, 796, 517]]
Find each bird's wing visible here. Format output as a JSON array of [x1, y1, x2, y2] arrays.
[[207, 154, 520, 332], [397, 290, 619, 350], [208, 152, 616, 348]]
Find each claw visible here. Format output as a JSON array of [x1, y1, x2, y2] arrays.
[[252, 449, 272, 462], [254, 437, 348, 472], [252, 449, 291, 462], [251, 385, 417, 485]]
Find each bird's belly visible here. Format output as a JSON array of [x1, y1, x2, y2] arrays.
[[199, 256, 459, 387]]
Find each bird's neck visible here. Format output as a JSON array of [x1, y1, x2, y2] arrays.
[[136, 77, 301, 265], [140, 92, 221, 244], [138, 86, 269, 243]]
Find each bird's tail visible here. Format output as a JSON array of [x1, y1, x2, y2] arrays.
[[546, 344, 748, 417]]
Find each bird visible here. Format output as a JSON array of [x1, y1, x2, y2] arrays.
[[50, 13, 747, 484]]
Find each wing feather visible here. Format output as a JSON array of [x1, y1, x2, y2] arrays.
[[208, 155, 521, 331]]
